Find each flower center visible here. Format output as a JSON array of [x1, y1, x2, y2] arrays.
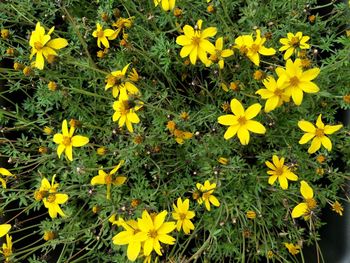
[[62, 136, 71, 146], [289, 76, 300, 87], [202, 191, 211, 200], [107, 75, 117, 86], [240, 46, 248, 54], [47, 194, 56, 203], [238, 116, 247, 125], [289, 36, 300, 47], [105, 174, 112, 184], [34, 41, 43, 50], [274, 89, 283, 97], [250, 44, 260, 53], [191, 36, 201, 46], [179, 213, 187, 220], [315, 128, 324, 137], [275, 167, 284, 176], [97, 30, 104, 38], [148, 229, 158, 239], [306, 198, 317, 210], [3, 248, 11, 257], [121, 100, 133, 115]]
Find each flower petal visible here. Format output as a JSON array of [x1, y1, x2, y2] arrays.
[[218, 115, 237, 126], [230, 99, 244, 116], [46, 38, 68, 50], [298, 120, 316, 133], [237, 127, 250, 145], [324, 124, 342, 134], [71, 135, 89, 147], [245, 103, 262, 119], [223, 125, 239, 140], [246, 120, 266, 134], [300, 180, 313, 199], [291, 203, 308, 218], [299, 133, 315, 144], [308, 137, 321, 154], [321, 136, 332, 151]]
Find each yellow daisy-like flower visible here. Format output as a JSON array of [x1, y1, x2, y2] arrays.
[[234, 29, 276, 66], [112, 96, 143, 133], [291, 181, 317, 220], [279, 32, 310, 60], [331, 201, 344, 216], [111, 17, 134, 39], [154, 0, 176, 11], [298, 114, 342, 154], [0, 224, 11, 238], [91, 161, 126, 200], [256, 76, 290, 112], [105, 63, 139, 99], [113, 218, 143, 262], [173, 129, 193, 144], [0, 168, 14, 189], [276, 59, 320, 105], [136, 210, 176, 256], [53, 120, 89, 161], [265, 155, 298, 190], [176, 19, 217, 65], [92, 23, 116, 48], [218, 99, 266, 145], [172, 198, 195, 234], [208, 37, 234, 69], [39, 176, 69, 219], [284, 243, 300, 255], [29, 22, 68, 70], [196, 180, 220, 211], [0, 234, 12, 262]]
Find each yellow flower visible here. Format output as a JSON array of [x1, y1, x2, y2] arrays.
[[0, 168, 14, 189], [47, 81, 57, 91], [172, 198, 195, 234], [180, 111, 190, 121], [331, 201, 344, 216], [96, 146, 107, 155], [40, 176, 69, 218], [29, 22, 68, 70], [53, 120, 89, 161], [276, 59, 320, 105], [0, 224, 11, 238], [234, 29, 276, 66], [218, 99, 266, 145], [196, 180, 220, 211], [1, 29, 10, 39], [105, 64, 140, 99], [176, 19, 217, 65], [113, 217, 143, 261], [208, 37, 234, 69], [92, 23, 115, 48], [111, 17, 134, 39], [284, 243, 300, 255], [291, 181, 317, 220], [173, 129, 193, 144], [246, 211, 256, 219], [265, 155, 298, 190], [279, 32, 310, 60], [43, 231, 56, 241], [0, 234, 12, 262], [218, 157, 229, 165], [256, 76, 290, 112], [154, 0, 176, 11], [91, 161, 126, 200], [136, 210, 176, 256], [43, 126, 53, 135], [298, 114, 342, 154], [112, 96, 143, 133]]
